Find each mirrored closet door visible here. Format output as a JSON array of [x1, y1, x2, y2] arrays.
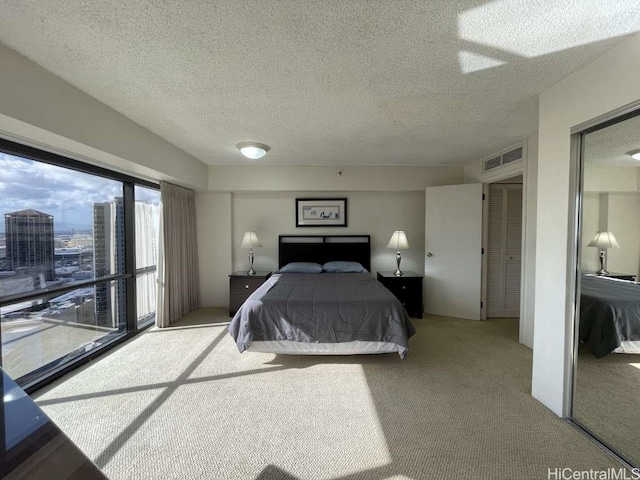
[[572, 111, 640, 466]]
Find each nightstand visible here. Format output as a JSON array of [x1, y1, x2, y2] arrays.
[[229, 271, 272, 316], [377, 271, 423, 319]]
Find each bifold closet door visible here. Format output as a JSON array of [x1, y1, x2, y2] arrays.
[[487, 184, 522, 318]]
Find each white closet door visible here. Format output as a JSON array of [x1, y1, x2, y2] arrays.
[[487, 184, 522, 318], [487, 187, 505, 317]]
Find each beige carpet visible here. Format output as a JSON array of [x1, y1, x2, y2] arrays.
[[574, 343, 640, 465], [33, 310, 622, 480]]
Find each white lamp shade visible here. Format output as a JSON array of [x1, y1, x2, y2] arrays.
[[386, 231, 409, 250], [240, 231, 262, 248], [587, 231, 619, 249]]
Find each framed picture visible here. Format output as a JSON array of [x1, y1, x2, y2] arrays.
[[296, 198, 347, 227]]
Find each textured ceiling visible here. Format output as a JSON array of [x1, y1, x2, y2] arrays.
[[0, 1, 639, 166], [585, 114, 640, 167]]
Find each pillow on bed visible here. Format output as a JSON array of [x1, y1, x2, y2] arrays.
[[276, 262, 324, 273], [322, 261, 368, 273]]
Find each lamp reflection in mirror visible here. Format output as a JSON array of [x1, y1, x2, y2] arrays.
[[386, 231, 410, 277], [587, 231, 619, 275], [240, 231, 262, 276]]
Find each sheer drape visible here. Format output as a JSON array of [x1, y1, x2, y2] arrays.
[[135, 201, 159, 322], [156, 182, 200, 327]]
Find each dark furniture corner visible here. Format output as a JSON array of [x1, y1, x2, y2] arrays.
[[377, 271, 423, 319], [229, 271, 272, 316]]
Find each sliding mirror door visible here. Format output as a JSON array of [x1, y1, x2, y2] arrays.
[[572, 111, 640, 466]]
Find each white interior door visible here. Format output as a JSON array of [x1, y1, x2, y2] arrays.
[[425, 183, 483, 320]]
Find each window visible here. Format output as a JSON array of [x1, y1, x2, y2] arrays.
[[0, 139, 159, 390]]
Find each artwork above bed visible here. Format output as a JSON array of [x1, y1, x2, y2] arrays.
[[295, 198, 347, 227], [278, 235, 371, 272]]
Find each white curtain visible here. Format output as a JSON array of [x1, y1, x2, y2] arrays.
[[156, 182, 200, 327], [135, 201, 159, 322]]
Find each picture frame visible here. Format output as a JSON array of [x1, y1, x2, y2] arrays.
[[296, 198, 347, 227]]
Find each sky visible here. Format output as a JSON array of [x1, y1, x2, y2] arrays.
[[0, 153, 160, 233]]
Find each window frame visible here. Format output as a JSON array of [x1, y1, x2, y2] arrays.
[[0, 137, 159, 393]]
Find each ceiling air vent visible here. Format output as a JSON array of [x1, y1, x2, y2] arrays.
[[482, 145, 524, 176], [483, 156, 502, 172], [502, 146, 523, 165]]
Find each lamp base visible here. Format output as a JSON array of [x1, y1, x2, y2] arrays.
[[247, 250, 256, 276], [394, 251, 403, 276], [596, 249, 608, 276]]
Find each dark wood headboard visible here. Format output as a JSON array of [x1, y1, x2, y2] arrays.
[[278, 235, 371, 271]]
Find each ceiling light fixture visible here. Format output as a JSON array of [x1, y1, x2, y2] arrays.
[[627, 149, 640, 160], [237, 142, 270, 159]]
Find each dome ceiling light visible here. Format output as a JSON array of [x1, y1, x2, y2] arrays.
[[237, 142, 270, 159], [626, 149, 640, 160]]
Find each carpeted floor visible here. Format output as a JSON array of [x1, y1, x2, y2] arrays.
[[574, 343, 640, 465], [33, 309, 622, 480]]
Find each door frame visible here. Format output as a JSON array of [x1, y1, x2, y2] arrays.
[[480, 162, 529, 345]]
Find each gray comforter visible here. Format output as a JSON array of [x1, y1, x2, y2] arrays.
[[580, 274, 640, 358], [228, 273, 416, 358]]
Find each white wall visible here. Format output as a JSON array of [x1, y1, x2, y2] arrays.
[[196, 165, 465, 308], [521, 134, 538, 349], [463, 160, 483, 184], [196, 189, 427, 308], [0, 43, 207, 189], [196, 193, 232, 307], [231, 191, 425, 275], [580, 193, 601, 272], [532, 32, 640, 416], [584, 166, 639, 192], [606, 193, 640, 277], [209, 166, 463, 191], [581, 189, 640, 277]]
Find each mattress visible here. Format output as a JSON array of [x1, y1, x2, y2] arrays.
[[228, 273, 416, 358], [613, 340, 640, 354]]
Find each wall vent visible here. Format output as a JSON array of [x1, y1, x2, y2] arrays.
[[502, 147, 523, 165], [482, 143, 525, 179], [483, 156, 502, 172]]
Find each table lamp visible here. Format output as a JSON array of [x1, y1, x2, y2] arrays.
[[240, 231, 262, 276], [387, 231, 409, 277], [587, 231, 619, 275]]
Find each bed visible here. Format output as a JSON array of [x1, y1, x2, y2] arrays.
[[228, 235, 416, 358], [580, 274, 640, 358]]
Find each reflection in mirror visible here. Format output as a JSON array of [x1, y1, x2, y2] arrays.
[[573, 112, 640, 466]]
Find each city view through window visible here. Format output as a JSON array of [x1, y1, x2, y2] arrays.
[[0, 151, 160, 384]]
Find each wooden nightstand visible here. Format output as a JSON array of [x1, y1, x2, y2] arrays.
[[377, 271, 423, 319], [229, 271, 272, 316]]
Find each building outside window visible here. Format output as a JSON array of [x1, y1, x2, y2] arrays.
[[0, 142, 159, 390]]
